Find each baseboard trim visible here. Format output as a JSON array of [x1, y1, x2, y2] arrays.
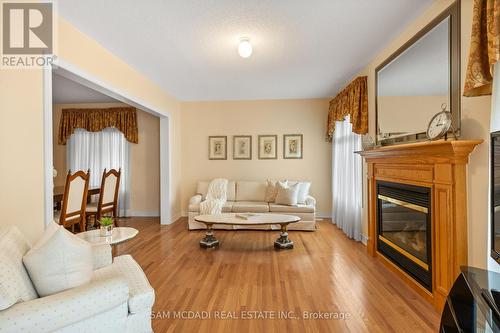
[[171, 213, 182, 224], [315, 212, 331, 219], [126, 210, 160, 217], [361, 234, 368, 245]]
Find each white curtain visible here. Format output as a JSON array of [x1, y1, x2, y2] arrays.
[[332, 116, 362, 241], [67, 127, 130, 216]]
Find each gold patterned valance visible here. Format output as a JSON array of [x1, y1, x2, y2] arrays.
[[464, 0, 500, 97], [58, 107, 138, 145], [326, 76, 368, 142]]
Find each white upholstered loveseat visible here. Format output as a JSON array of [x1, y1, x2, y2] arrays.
[[0, 226, 155, 333], [188, 180, 317, 231]]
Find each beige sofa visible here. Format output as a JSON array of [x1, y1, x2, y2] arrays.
[[0, 226, 154, 333], [188, 181, 316, 231]]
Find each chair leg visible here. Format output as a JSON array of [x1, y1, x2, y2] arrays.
[[86, 213, 93, 229], [80, 217, 85, 232], [113, 207, 118, 227]]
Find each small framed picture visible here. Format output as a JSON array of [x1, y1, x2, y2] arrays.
[[283, 134, 303, 159], [208, 136, 227, 160], [233, 136, 252, 160], [258, 135, 277, 159]]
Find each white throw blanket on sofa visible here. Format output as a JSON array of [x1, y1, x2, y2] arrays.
[[199, 178, 228, 215]]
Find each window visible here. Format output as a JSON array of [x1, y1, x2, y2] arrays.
[[67, 127, 130, 215]]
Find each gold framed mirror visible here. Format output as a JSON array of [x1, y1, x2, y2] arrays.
[[375, 1, 460, 146]]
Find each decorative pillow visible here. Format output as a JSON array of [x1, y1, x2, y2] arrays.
[[297, 182, 311, 204], [265, 180, 287, 203], [35, 221, 60, 248], [0, 227, 38, 310], [23, 226, 93, 297], [275, 182, 299, 206]]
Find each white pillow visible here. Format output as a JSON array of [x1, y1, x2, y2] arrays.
[[0, 227, 38, 310], [297, 182, 311, 204], [265, 180, 287, 203], [35, 221, 60, 248], [275, 182, 299, 206], [23, 225, 93, 297]]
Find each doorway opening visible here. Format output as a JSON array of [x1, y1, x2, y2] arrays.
[[43, 61, 171, 228]]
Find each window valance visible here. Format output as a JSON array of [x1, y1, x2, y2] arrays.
[[58, 107, 138, 145], [326, 76, 368, 142], [464, 0, 500, 97]]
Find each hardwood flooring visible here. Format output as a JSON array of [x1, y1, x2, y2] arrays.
[[115, 217, 439, 333]]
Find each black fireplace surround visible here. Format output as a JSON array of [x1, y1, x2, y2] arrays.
[[377, 181, 432, 291]]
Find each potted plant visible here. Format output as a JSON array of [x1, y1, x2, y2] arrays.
[[98, 217, 114, 237]]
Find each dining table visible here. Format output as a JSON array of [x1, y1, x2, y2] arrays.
[[53, 185, 100, 210]]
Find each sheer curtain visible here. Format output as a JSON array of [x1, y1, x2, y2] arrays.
[[332, 116, 362, 241], [67, 127, 130, 216]]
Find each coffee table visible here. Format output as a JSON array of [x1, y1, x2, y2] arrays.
[[194, 213, 300, 249], [77, 227, 138, 247]]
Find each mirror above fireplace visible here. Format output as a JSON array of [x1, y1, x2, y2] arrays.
[[375, 2, 460, 146]]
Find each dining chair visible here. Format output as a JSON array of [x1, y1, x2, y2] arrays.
[[54, 169, 90, 232], [86, 168, 121, 228]]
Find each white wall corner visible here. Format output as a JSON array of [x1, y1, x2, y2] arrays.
[[160, 116, 171, 225], [43, 63, 54, 227]]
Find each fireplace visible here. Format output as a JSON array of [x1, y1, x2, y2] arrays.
[[359, 140, 482, 310], [377, 181, 432, 291]]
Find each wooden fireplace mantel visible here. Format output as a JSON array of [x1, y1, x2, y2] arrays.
[[357, 139, 482, 311]]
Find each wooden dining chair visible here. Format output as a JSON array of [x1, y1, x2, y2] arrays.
[[55, 170, 90, 232], [86, 168, 121, 228]]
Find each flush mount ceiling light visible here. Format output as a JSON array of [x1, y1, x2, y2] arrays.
[[238, 37, 252, 58]]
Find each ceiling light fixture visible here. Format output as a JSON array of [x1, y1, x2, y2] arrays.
[[238, 37, 252, 58]]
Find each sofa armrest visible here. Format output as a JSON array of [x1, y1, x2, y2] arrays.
[[0, 277, 129, 333], [305, 195, 316, 207], [91, 243, 112, 269], [189, 194, 203, 205]]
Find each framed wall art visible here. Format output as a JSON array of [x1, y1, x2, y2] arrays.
[[283, 134, 303, 159], [233, 136, 252, 160], [208, 136, 227, 160], [258, 135, 277, 159]]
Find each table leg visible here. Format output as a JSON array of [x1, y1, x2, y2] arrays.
[[274, 223, 293, 249], [200, 223, 219, 248]]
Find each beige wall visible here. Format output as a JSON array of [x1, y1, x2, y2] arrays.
[[52, 103, 160, 215], [378, 95, 448, 135], [0, 69, 45, 243], [0, 10, 182, 243], [357, 0, 492, 268], [130, 108, 160, 214], [180, 99, 331, 216]]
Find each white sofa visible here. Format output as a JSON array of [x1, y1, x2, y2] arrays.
[[188, 180, 317, 231], [0, 226, 155, 333]]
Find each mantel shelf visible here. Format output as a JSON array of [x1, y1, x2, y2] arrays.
[[357, 139, 483, 164]]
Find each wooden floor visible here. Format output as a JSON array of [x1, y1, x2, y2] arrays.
[[115, 217, 439, 333]]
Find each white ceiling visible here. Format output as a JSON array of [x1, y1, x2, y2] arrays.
[[378, 17, 449, 96], [56, 0, 434, 101], [52, 74, 118, 103]]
